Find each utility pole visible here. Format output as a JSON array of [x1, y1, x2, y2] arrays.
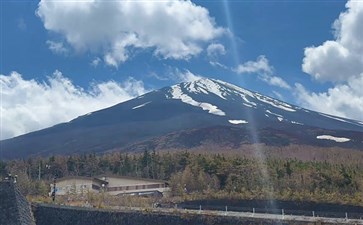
[[38, 163, 41, 180], [52, 178, 56, 202]]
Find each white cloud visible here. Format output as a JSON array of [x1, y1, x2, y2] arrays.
[[207, 43, 227, 69], [302, 1, 363, 82], [209, 61, 228, 69], [175, 70, 202, 83], [91, 57, 102, 67], [272, 91, 284, 101], [207, 43, 226, 57], [147, 67, 202, 82], [46, 40, 68, 55], [298, 0, 363, 121], [235, 55, 273, 75], [148, 72, 169, 81], [261, 75, 291, 90], [0, 71, 148, 140], [37, 0, 225, 67], [235, 55, 290, 89], [295, 74, 363, 121]]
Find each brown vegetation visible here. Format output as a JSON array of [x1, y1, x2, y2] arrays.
[[1, 144, 363, 206]]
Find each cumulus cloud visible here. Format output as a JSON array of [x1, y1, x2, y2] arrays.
[[235, 55, 273, 75], [302, 1, 363, 82], [298, 0, 363, 121], [260, 75, 291, 90], [175, 69, 202, 83], [46, 40, 68, 55], [207, 43, 227, 69], [91, 57, 102, 67], [272, 91, 284, 101], [295, 74, 363, 121], [150, 67, 203, 82], [0, 71, 148, 140], [207, 43, 226, 57], [235, 55, 291, 89], [36, 0, 225, 67]]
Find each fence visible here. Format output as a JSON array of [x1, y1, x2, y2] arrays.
[[175, 203, 363, 220]]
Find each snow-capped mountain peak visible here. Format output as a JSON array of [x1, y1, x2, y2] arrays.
[[165, 78, 296, 120], [154, 78, 363, 133], [1, 78, 363, 159]]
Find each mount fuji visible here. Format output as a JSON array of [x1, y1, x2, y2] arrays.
[[1, 78, 363, 159]]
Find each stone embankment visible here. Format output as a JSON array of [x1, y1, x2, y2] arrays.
[[0, 181, 35, 225]]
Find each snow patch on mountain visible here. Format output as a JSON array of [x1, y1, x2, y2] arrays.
[[316, 135, 350, 143], [228, 120, 248, 124], [319, 113, 348, 123], [240, 95, 257, 106], [212, 79, 295, 112], [167, 78, 362, 131], [265, 110, 284, 121], [243, 103, 254, 108], [187, 83, 209, 94], [190, 79, 227, 99], [291, 121, 304, 125], [213, 80, 258, 106], [266, 110, 282, 117], [132, 101, 151, 110], [213, 79, 255, 97], [319, 113, 363, 127], [170, 85, 225, 116], [256, 94, 296, 112]]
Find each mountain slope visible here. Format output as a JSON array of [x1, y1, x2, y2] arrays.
[[1, 78, 363, 159]]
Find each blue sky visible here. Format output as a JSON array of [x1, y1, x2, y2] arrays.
[[1, 0, 363, 139]]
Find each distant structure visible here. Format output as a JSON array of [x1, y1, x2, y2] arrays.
[[3, 173, 18, 183], [53, 175, 169, 196]]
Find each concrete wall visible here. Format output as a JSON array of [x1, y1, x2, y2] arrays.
[[32, 204, 349, 225]]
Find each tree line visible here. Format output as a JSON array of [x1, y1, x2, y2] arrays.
[[1, 150, 362, 206]]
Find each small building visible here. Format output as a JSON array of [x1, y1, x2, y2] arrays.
[[53, 175, 169, 196], [97, 175, 168, 196], [53, 176, 108, 196]]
